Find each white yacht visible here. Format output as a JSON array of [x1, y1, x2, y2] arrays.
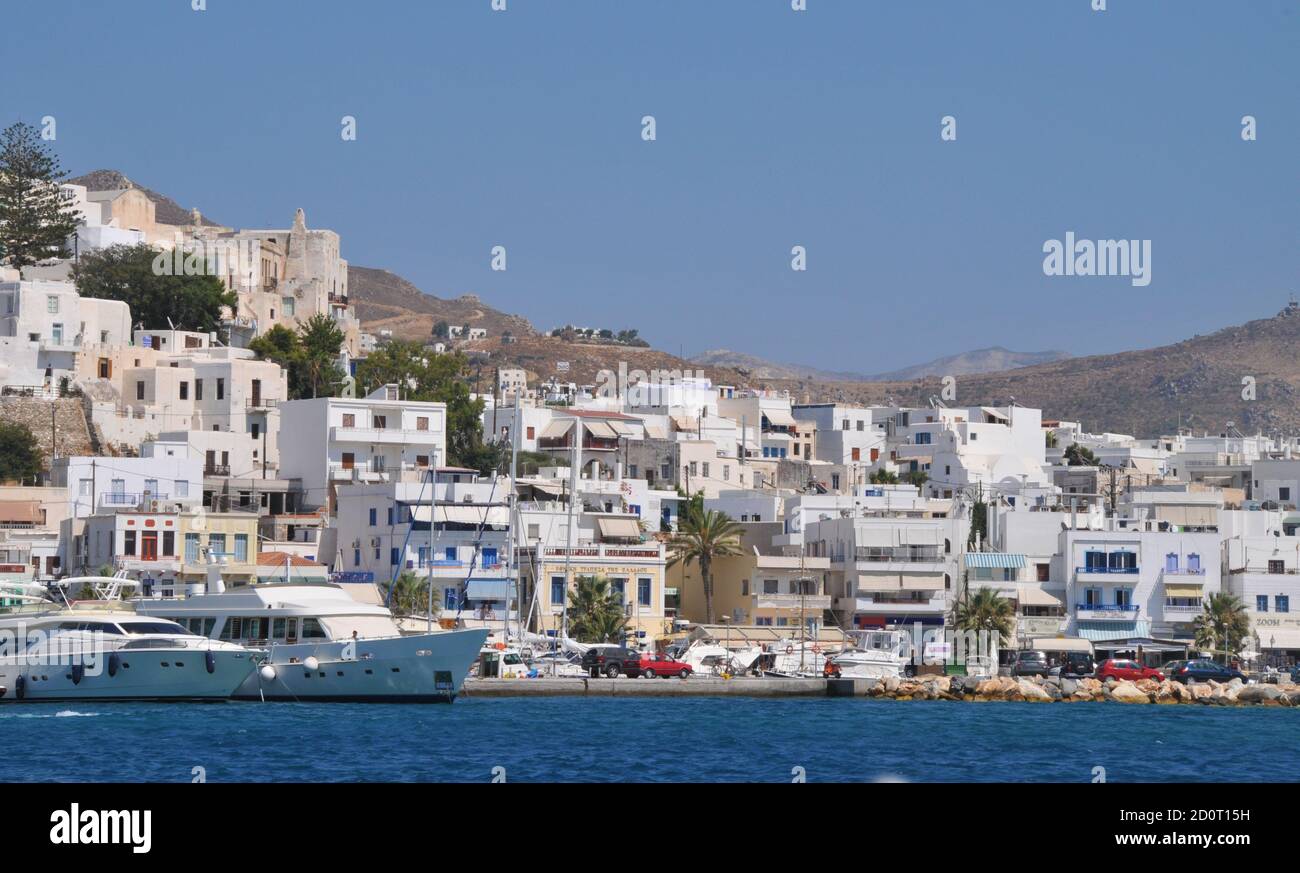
[[0, 614, 255, 702], [134, 578, 488, 702]]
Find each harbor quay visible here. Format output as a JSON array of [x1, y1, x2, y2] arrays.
[[464, 673, 1300, 706]]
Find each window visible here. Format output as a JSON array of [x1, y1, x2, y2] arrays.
[[1278, 596, 1290, 614], [416, 416, 429, 431], [216, 378, 225, 400], [47, 295, 59, 313], [185, 533, 200, 563], [1282, 487, 1292, 502], [702, 462, 710, 478], [1256, 595, 1269, 612], [390, 548, 400, 566], [301, 618, 327, 639], [208, 534, 226, 556], [526, 426, 535, 440], [136, 381, 145, 400], [373, 415, 387, 429], [831, 474, 840, 490], [638, 577, 652, 607], [551, 576, 566, 605], [722, 465, 729, 481], [123, 531, 136, 556], [78, 478, 92, 497], [851, 447, 861, 461], [1268, 559, 1284, 574], [195, 379, 203, 401], [763, 579, 779, 594], [353, 549, 361, 567], [369, 508, 377, 526], [915, 432, 931, 445], [611, 578, 626, 604], [341, 452, 355, 470], [179, 382, 189, 400], [342, 413, 355, 428], [689, 461, 698, 477], [234, 534, 248, 562], [387, 506, 394, 525]]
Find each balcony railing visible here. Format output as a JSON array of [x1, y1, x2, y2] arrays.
[[204, 464, 231, 476], [1076, 565, 1140, 575], [854, 546, 942, 563], [246, 397, 278, 410], [1075, 603, 1141, 621]]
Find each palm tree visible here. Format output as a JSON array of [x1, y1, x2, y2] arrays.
[[1193, 593, 1250, 662], [667, 509, 743, 625], [384, 570, 441, 618], [566, 576, 626, 643], [950, 585, 1016, 646]]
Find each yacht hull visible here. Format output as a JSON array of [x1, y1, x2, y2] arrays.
[[235, 628, 488, 702], [0, 649, 256, 702]]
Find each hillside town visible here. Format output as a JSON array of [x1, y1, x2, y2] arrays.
[[0, 124, 1297, 694]]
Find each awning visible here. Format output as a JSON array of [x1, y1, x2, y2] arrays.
[[539, 419, 573, 439], [522, 480, 565, 496], [606, 420, 635, 436], [1027, 637, 1093, 653], [466, 579, 512, 601], [1016, 584, 1064, 608], [408, 505, 510, 527], [965, 553, 1027, 569], [763, 432, 794, 442], [763, 409, 797, 427], [1076, 620, 1151, 642], [1258, 628, 1300, 650], [900, 574, 944, 591], [596, 517, 641, 539], [0, 501, 41, 525], [643, 422, 668, 439], [856, 575, 902, 592], [1163, 584, 1204, 598], [582, 420, 619, 439], [980, 407, 1010, 422]]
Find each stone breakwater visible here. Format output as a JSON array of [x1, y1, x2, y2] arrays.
[[867, 674, 1300, 706]]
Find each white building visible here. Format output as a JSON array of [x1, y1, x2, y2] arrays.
[[279, 384, 447, 512], [0, 280, 131, 389]]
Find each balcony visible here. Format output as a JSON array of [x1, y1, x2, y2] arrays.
[[1162, 601, 1204, 619], [330, 426, 437, 446], [204, 464, 231, 476], [1019, 615, 1067, 638], [1075, 564, 1140, 581], [99, 492, 171, 511], [1074, 603, 1142, 621], [849, 595, 946, 614], [246, 397, 278, 411], [754, 593, 833, 611]]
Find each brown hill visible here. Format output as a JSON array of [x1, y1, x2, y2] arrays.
[[348, 266, 536, 341], [766, 303, 1300, 437]]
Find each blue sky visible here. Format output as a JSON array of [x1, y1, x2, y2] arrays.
[[2, 0, 1296, 373]]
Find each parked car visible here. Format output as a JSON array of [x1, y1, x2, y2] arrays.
[[1056, 651, 1096, 678], [1096, 659, 1165, 682], [1170, 659, 1247, 684], [1012, 650, 1051, 677], [638, 653, 692, 679], [581, 646, 642, 678]]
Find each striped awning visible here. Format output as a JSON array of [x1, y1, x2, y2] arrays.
[[1076, 620, 1150, 642], [1164, 584, 1203, 598], [964, 553, 1027, 569]]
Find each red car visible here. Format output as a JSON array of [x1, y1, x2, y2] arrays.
[[1096, 659, 1164, 682], [638, 653, 692, 679]]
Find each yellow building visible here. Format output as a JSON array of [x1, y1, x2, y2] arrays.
[[524, 537, 670, 645], [670, 541, 831, 631], [83, 508, 261, 595]]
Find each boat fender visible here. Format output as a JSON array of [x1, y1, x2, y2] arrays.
[[785, 645, 794, 655], [108, 653, 121, 677], [71, 663, 84, 685], [303, 656, 320, 671], [259, 665, 277, 682], [205, 651, 216, 674], [15, 675, 25, 700]]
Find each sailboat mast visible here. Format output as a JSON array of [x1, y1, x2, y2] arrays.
[[507, 401, 520, 648]]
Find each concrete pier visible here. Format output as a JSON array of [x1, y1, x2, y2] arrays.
[[462, 676, 829, 697]]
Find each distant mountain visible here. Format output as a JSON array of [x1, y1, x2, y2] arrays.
[[689, 349, 869, 382], [348, 266, 537, 341], [67, 169, 223, 227], [865, 346, 1072, 381], [690, 346, 1071, 383]]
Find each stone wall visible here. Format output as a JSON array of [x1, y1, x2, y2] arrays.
[[0, 397, 95, 468]]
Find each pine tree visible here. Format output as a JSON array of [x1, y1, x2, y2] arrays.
[[0, 121, 80, 267]]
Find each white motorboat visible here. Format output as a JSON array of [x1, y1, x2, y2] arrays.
[[134, 577, 487, 702], [679, 641, 763, 677], [828, 629, 912, 680], [0, 615, 255, 702]]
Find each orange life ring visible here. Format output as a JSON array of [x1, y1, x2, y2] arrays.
[[785, 645, 794, 655]]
